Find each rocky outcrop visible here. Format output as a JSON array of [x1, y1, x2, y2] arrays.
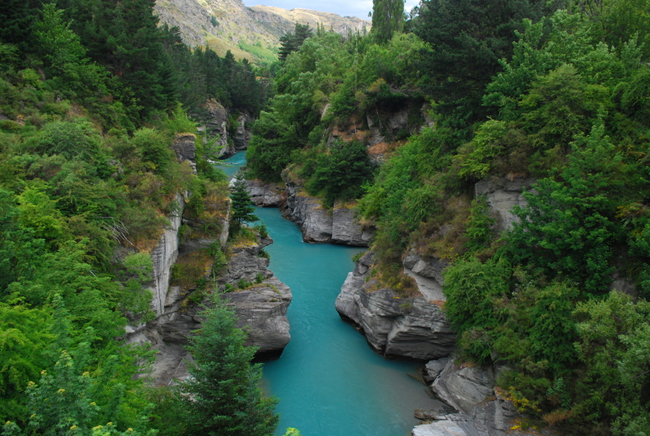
[[403, 249, 449, 303], [129, 234, 291, 385], [474, 176, 536, 232], [331, 207, 373, 246], [195, 99, 233, 158], [218, 236, 292, 359], [282, 180, 371, 246], [171, 133, 197, 173], [245, 179, 284, 207], [335, 251, 455, 360], [412, 359, 532, 436], [403, 250, 449, 287], [234, 112, 253, 150], [148, 194, 185, 317]]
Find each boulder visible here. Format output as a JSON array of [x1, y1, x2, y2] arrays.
[[335, 251, 455, 360], [474, 177, 535, 232], [245, 179, 284, 207]]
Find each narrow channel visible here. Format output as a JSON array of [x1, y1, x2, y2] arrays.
[[216, 153, 439, 436]]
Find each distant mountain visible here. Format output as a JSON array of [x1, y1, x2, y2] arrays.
[[155, 0, 371, 64]]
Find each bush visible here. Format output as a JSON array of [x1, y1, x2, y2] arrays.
[[305, 140, 375, 207], [442, 257, 511, 362]]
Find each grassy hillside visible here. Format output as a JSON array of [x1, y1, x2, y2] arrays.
[[155, 0, 370, 64]]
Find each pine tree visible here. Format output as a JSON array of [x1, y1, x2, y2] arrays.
[[230, 174, 258, 233], [278, 23, 313, 62], [181, 295, 278, 436], [371, 0, 404, 44]]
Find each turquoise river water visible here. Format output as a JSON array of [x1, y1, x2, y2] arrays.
[[216, 153, 438, 436]]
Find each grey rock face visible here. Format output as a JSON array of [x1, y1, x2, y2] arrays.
[[403, 250, 450, 285], [222, 276, 292, 358], [196, 99, 233, 158], [245, 179, 284, 207], [412, 358, 530, 436], [425, 357, 451, 383], [335, 251, 455, 360], [218, 238, 292, 358], [234, 112, 253, 150], [282, 180, 370, 246], [127, 195, 291, 385], [331, 207, 373, 246], [171, 133, 197, 173], [432, 360, 496, 414], [283, 182, 332, 242], [474, 177, 536, 232], [148, 194, 184, 317]]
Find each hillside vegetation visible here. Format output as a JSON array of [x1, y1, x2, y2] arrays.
[[0, 0, 280, 435], [154, 0, 371, 64], [246, 0, 650, 433]]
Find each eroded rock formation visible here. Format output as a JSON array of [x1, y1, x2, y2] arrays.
[[282, 180, 372, 246], [245, 179, 284, 207], [335, 251, 455, 360], [412, 358, 534, 436], [218, 237, 292, 359]]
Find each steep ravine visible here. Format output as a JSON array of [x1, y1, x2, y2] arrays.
[[124, 123, 290, 387], [246, 167, 542, 435]]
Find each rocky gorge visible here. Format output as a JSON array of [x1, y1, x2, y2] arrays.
[[123, 122, 291, 387], [221, 145, 550, 435]]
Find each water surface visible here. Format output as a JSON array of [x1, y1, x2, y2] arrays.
[[219, 153, 440, 436]]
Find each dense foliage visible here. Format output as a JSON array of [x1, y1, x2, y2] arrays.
[[0, 0, 278, 434], [180, 295, 278, 436], [245, 0, 650, 433]]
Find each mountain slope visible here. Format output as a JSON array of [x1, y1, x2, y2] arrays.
[[155, 0, 371, 63]]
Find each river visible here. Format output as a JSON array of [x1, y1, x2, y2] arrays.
[[216, 153, 440, 436]]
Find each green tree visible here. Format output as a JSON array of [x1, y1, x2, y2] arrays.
[[371, 0, 404, 44], [2, 328, 156, 436], [180, 294, 278, 436], [0, 304, 53, 421], [415, 0, 556, 130], [305, 140, 376, 207], [230, 174, 258, 233], [278, 23, 313, 62], [507, 124, 624, 294]]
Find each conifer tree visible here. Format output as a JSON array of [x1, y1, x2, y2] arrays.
[[181, 295, 278, 436], [371, 0, 404, 44], [230, 174, 258, 233], [278, 23, 313, 62]]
